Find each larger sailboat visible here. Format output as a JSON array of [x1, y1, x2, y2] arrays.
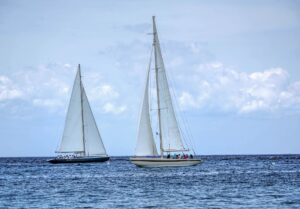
[[48, 64, 109, 164], [130, 17, 201, 167]]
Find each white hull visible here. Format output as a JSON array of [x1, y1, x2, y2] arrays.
[[130, 157, 201, 168]]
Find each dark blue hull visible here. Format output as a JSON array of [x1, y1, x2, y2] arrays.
[[48, 156, 109, 164]]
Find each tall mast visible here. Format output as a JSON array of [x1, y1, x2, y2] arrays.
[[152, 16, 164, 158], [78, 64, 86, 156]]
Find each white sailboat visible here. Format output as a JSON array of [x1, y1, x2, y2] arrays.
[[130, 17, 201, 167], [48, 64, 109, 164]]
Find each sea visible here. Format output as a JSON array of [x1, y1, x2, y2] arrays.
[[0, 155, 299, 209]]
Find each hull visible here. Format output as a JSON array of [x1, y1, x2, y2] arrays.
[[48, 156, 109, 164], [130, 157, 201, 168]]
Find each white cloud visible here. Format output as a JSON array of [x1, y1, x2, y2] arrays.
[[179, 91, 210, 110], [179, 92, 197, 108], [1, 53, 299, 117], [33, 98, 64, 108], [101, 40, 300, 116], [63, 63, 71, 68], [0, 76, 23, 101], [103, 102, 127, 115], [178, 62, 300, 114], [0, 64, 126, 115], [88, 84, 119, 101]]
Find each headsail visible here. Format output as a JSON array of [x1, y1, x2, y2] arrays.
[[82, 87, 107, 156], [153, 17, 186, 152], [135, 51, 158, 156], [57, 68, 84, 153]]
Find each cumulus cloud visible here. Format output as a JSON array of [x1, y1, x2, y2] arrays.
[[88, 84, 119, 102], [103, 102, 127, 114], [33, 98, 64, 109], [2, 39, 299, 118], [0, 76, 23, 101], [0, 64, 126, 115], [177, 62, 300, 114], [100, 40, 300, 116]]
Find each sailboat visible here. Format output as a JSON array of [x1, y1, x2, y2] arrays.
[[48, 64, 109, 164], [130, 17, 201, 167]]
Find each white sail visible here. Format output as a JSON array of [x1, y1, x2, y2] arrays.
[[135, 58, 158, 156], [130, 17, 202, 168], [57, 69, 84, 153], [153, 18, 186, 152], [82, 87, 107, 156], [57, 65, 107, 156]]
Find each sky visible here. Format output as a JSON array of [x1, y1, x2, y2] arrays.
[[0, 0, 300, 156]]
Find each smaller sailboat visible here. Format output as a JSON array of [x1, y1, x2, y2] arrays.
[[130, 17, 201, 167], [48, 64, 109, 164]]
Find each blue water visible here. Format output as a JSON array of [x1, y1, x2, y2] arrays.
[[0, 155, 299, 209]]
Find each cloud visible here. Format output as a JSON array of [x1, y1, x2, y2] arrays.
[[63, 63, 71, 68], [177, 62, 300, 115], [33, 98, 64, 109], [0, 63, 126, 115], [179, 92, 198, 109], [2, 39, 298, 118], [103, 102, 127, 115], [88, 84, 119, 102], [100, 39, 300, 116], [0, 76, 23, 101]]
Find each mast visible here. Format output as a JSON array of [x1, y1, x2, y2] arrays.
[[78, 64, 86, 156], [153, 16, 164, 158]]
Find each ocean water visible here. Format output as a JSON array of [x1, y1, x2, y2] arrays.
[[0, 155, 299, 209]]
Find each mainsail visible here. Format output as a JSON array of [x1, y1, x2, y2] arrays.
[[57, 69, 84, 153], [153, 17, 186, 152], [57, 65, 107, 156]]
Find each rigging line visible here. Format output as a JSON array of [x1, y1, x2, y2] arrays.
[[160, 43, 197, 154], [182, 110, 198, 154]]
